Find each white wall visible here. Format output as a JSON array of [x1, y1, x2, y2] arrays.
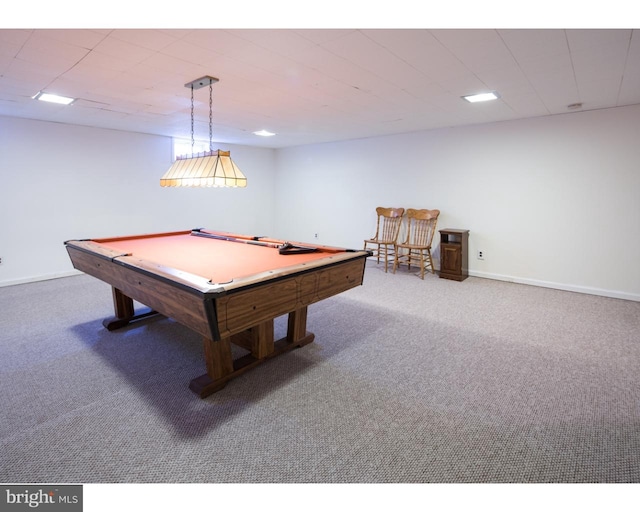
[[0, 116, 277, 286], [3, 107, 639, 301], [275, 105, 640, 301]]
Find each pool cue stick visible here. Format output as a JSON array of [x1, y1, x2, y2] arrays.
[[191, 229, 319, 254], [191, 230, 282, 248]]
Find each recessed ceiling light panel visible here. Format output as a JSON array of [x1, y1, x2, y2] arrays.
[[254, 130, 276, 137], [462, 92, 500, 103], [33, 91, 75, 105]]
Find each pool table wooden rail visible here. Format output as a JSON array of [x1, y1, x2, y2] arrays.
[[65, 241, 217, 337]]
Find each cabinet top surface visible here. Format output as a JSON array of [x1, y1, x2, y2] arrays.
[[439, 229, 469, 234]]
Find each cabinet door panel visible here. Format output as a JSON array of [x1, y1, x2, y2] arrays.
[[441, 244, 461, 275]]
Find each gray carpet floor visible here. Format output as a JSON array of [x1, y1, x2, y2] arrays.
[[1, 262, 639, 483]]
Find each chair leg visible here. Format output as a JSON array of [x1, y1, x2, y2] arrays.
[[382, 243, 387, 272], [392, 246, 398, 274]]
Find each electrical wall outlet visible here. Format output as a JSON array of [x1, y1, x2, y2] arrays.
[[477, 250, 484, 260], [0, 256, 2, 264], [314, 233, 319, 239]]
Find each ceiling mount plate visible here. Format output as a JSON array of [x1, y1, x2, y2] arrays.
[[185, 76, 219, 90]]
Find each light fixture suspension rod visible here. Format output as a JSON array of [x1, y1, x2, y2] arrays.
[[182, 75, 219, 155], [209, 81, 213, 152], [190, 84, 194, 157]]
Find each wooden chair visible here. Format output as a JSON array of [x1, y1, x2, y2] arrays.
[[363, 207, 405, 272], [393, 208, 440, 279]]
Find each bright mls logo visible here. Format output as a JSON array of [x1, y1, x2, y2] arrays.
[[1, 485, 82, 511]]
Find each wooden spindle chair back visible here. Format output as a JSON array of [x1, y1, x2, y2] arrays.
[[393, 208, 440, 279], [363, 207, 405, 272]]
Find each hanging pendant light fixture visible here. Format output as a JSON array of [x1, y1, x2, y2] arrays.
[[160, 76, 247, 188]]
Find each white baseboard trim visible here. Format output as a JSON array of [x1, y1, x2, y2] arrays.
[[0, 270, 83, 288], [3, 267, 639, 303], [470, 270, 640, 302]]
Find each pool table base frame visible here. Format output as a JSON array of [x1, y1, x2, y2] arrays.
[[191, 313, 315, 397], [105, 288, 316, 398]]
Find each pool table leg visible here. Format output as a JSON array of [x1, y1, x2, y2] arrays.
[[203, 336, 234, 381], [287, 307, 308, 342], [229, 320, 275, 359], [188, 336, 234, 397], [102, 287, 158, 331], [189, 307, 315, 398]]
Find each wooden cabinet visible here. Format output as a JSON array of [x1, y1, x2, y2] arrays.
[[439, 229, 469, 281]]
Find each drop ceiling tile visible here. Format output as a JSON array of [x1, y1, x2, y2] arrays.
[[618, 33, 640, 104], [618, 75, 640, 105], [232, 29, 318, 59], [438, 74, 489, 96], [182, 29, 251, 56], [14, 45, 81, 75], [361, 29, 438, 59], [439, 35, 518, 74], [18, 32, 90, 64], [578, 79, 623, 108], [289, 45, 405, 99], [321, 30, 433, 91], [476, 65, 531, 91], [37, 29, 107, 49], [0, 29, 33, 46], [0, 54, 12, 73], [3, 59, 58, 90], [294, 29, 358, 45], [566, 29, 632, 51], [571, 46, 628, 83], [37, 77, 90, 98], [109, 29, 182, 51], [0, 40, 23, 59], [430, 29, 499, 48], [93, 36, 157, 64], [500, 90, 551, 117], [71, 51, 136, 73], [537, 84, 582, 113], [117, 62, 189, 90], [56, 64, 121, 89], [159, 39, 225, 68], [138, 51, 203, 76], [364, 29, 464, 83], [498, 29, 569, 61], [517, 51, 575, 86]]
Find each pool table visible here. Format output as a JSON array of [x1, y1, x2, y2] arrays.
[[65, 229, 370, 398]]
